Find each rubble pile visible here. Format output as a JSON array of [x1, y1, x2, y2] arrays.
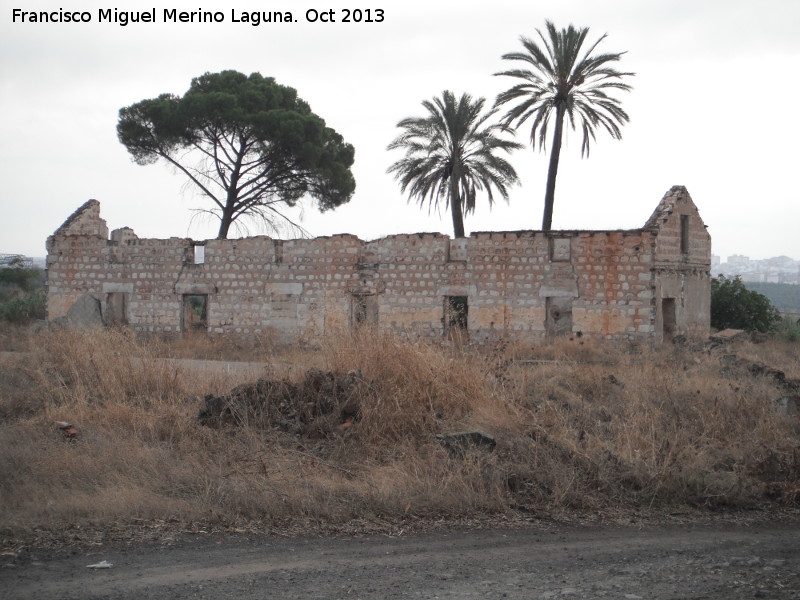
[[198, 368, 364, 437]]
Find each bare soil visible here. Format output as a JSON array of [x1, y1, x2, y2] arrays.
[[3, 519, 800, 599]]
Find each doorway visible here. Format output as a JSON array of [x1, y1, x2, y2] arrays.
[[105, 292, 128, 326], [445, 296, 468, 341], [545, 297, 573, 339], [182, 294, 208, 331], [662, 298, 677, 340]]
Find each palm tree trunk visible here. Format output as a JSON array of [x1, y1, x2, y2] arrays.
[[542, 104, 566, 231], [449, 175, 465, 238]]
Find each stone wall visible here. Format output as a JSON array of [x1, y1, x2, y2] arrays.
[[645, 185, 713, 339], [46, 186, 711, 344]]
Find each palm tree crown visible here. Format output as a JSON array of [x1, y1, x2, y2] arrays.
[[495, 20, 633, 230], [387, 91, 523, 238]]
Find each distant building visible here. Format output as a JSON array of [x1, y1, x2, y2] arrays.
[[712, 253, 799, 285]]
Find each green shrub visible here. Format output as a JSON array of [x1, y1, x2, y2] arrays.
[[0, 289, 46, 323], [775, 315, 800, 343], [0, 261, 45, 323], [0, 258, 41, 292], [711, 275, 781, 333]]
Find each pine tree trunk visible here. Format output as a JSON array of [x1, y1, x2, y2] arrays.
[[217, 163, 244, 240], [542, 104, 566, 231], [217, 189, 238, 239], [217, 216, 232, 239], [217, 149, 245, 239]]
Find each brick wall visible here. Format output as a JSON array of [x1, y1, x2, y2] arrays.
[[644, 185, 713, 339], [46, 187, 711, 344]]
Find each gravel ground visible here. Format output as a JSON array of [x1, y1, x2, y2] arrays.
[[3, 520, 800, 599]]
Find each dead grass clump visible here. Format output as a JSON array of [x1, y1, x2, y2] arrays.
[[152, 329, 278, 362], [0, 322, 35, 352], [317, 328, 492, 445], [0, 354, 43, 421], [361, 443, 508, 516], [735, 339, 800, 380], [31, 327, 185, 410], [1, 326, 798, 543], [492, 344, 799, 509], [0, 421, 203, 528]]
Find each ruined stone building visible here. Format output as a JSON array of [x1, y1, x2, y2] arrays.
[[46, 186, 711, 344]]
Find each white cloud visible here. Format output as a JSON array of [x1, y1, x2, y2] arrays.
[[1, 0, 798, 260]]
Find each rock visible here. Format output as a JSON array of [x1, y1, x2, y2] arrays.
[[55, 421, 78, 439], [709, 329, 747, 344], [436, 430, 496, 458], [65, 294, 104, 329]]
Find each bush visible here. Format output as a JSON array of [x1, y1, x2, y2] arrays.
[[711, 275, 781, 333], [0, 258, 42, 292], [0, 261, 45, 324], [775, 316, 800, 343], [0, 289, 46, 323]]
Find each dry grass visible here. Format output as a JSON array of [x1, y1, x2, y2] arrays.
[[0, 325, 798, 542]]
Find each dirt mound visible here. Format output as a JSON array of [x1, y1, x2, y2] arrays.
[[198, 368, 365, 437]]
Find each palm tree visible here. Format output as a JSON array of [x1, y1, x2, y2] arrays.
[[495, 21, 633, 231], [387, 91, 523, 238]]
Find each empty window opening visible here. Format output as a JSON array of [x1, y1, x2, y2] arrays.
[[353, 294, 367, 326], [549, 237, 572, 262], [192, 243, 205, 264], [545, 297, 573, 339], [183, 294, 208, 330], [662, 298, 677, 340], [680, 215, 690, 255], [105, 292, 128, 326], [445, 296, 468, 338], [351, 294, 377, 328]]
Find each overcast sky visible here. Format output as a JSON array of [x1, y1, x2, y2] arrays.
[[2, 0, 798, 261]]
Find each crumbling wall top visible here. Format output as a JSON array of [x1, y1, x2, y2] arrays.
[[52, 199, 109, 239], [644, 185, 692, 230], [110, 227, 138, 243]]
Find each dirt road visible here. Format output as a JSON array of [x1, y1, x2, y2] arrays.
[[3, 522, 799, 599]]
